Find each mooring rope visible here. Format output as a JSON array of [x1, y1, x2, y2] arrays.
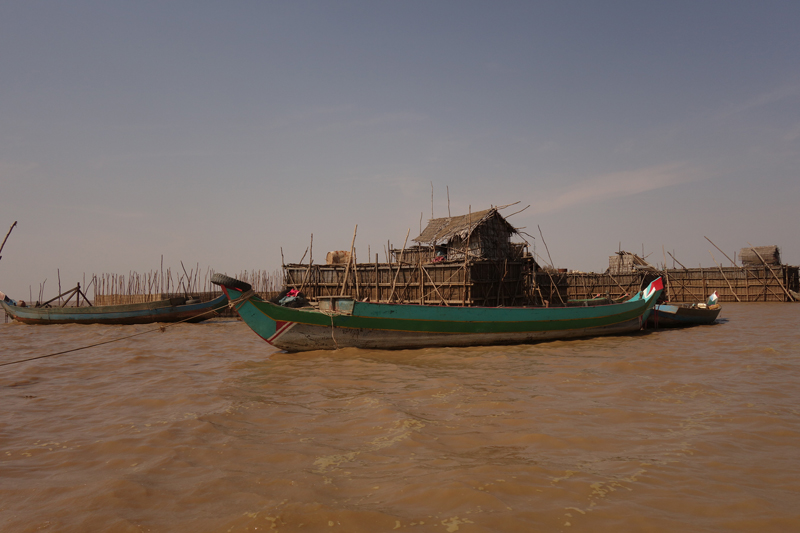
[[227, 289, 255, 312], [0, 300, 232, 368], [317, 308, 340, 350]]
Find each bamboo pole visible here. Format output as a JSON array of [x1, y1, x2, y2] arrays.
[[704, 236, 737, 267], [388, 229, 410, 302], [420, 264, 450, 306], [662, 245, 672, 301], [340, 225, 358, 296], [666, 251, 705, 301], [0, 221, 17, 262], [667, 251, 688, 270], [709, 251, 741, 302], [418, 251, 423, 305], [353, 248, 361, 300], [463, 207, 471, 306], [299, 234, 314, 294], [537, 225, 565, 304], [746, 242, 795, 301]]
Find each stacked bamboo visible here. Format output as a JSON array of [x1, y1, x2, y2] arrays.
[[739, 246, 781, 267]]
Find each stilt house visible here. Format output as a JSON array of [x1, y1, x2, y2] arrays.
[[282, 206, 536, 306]]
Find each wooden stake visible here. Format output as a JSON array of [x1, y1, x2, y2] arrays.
[[704, 236, 737, 267], [0, 221, 17, 262], [746, 242, 795, 301], [537, 226, 564, 304], [709, 251, 741, 302], [339, 225, 358, 296], [662, 245, 671, 301], [667, 251, 688, 270], [463, 206, 471, 306], [353, 248, 360, 300], [388, 229, 410, 302], [421, 264, 449, 306]]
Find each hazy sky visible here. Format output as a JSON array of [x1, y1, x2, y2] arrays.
[[2, 1, 799, 299]]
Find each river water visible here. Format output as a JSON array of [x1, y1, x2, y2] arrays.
[[1, 303, 799, 532]]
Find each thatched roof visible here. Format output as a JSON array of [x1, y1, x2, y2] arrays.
[[412, 208, 518, 245], [740, 245, 781, 266], [608, 251, 657, 273]]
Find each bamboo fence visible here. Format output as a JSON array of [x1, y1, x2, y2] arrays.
[[538, 265, 799, 303]]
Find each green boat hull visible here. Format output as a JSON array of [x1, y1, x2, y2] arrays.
[[216, 278, 663, 352], [1, 294, 227, 325]]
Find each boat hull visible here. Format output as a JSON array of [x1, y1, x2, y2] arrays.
[[1, 294, 227, 325], [647, 303, 721, 328], [218, 278, 663, 352], [250, 314, 649, 351]]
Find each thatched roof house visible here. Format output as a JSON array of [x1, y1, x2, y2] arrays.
[[607, 251, 656, 274], [411, 207, 522, 261]]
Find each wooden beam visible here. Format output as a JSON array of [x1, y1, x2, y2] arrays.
[[388, 229, 410, 302], [339, 225, 358, 296], [709, 251, 741, 302], [746, 241, 795, 301], [0, 221, 17, 262]]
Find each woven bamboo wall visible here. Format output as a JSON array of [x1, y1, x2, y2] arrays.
[[662, 266, 798, 302], [536, 266, 799, 303], [533, 271, 647, 304], [284, 260, 532, 306]]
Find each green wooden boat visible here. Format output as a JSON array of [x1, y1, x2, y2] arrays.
[[211, 274, 663, 352], [1, 293, 227, 325]]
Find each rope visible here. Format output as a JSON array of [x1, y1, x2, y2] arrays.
[[227, 289, 256, 312], [0, 301, 231, 368], [318, 308, 340, 350]]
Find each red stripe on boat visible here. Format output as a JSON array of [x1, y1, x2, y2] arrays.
[[268, 320, 295, 342]]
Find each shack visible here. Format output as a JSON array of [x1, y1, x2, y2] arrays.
[[283, 206, 537, 306]]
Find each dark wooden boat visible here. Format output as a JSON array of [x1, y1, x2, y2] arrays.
[[647, 292, 721, 328], [1, 292, 227, 325], [211, 274, 664, 352]]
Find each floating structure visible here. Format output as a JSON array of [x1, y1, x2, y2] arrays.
[[286, 239, 798, 305], [536, 247, 798, 303], [283, 206, 537, 307]]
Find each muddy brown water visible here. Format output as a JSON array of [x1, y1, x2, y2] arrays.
[[1, 303, 799, 532]]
